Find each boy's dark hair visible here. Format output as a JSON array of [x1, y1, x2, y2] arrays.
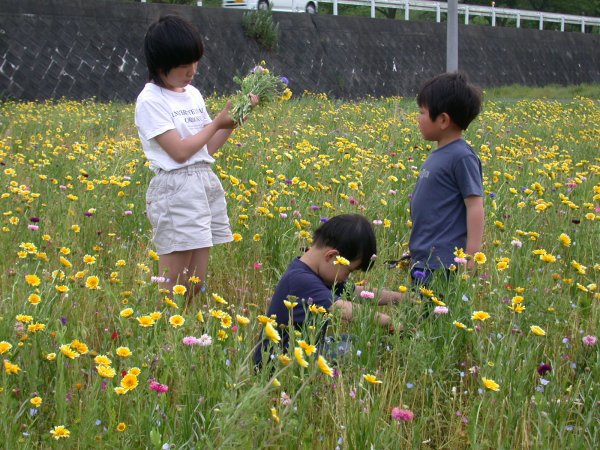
[[144, 15, 204, 87], [313, 214, 377, 272], [416, 72, 483, 130]]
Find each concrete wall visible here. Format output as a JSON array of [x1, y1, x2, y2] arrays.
[[1, 0, 599, 101]]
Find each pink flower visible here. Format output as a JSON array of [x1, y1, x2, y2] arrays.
[[454, 257, 467, 265], [391, 407, 414, 422], [183, 336, 200, 345], [433, 306, 449, 315], [124, 210, 133, 216], [360, 290, 375, 299], [582, 335, 597, 346], [149, 380, 169, 394], [253, 262, 263, 270], [28, 225, 39, 231]]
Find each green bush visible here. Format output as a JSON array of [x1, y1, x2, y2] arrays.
[[242, 9, 279, 51]]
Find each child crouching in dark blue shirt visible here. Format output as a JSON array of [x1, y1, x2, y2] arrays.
[[253, 214, 410, 368]]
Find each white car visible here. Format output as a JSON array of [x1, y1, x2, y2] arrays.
[[222, 0, 318, 14]]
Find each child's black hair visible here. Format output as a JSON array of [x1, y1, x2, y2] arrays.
[[143, 15, 204, 87], [312, 214, 377, 272], [416, 72, 483, 130]]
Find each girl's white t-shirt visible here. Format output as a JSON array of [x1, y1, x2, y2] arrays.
[[135, 83, 214, 172]]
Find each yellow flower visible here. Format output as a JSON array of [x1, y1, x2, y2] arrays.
[[294, 347, 309, 368], [298, 340, 316, 356], [220, 314, 232, 328], [85, 275, 100, 289], [270, 407, 280, 424], [116, 346, 132, 357], [128, 367, 141, 376], [217, 329, 228, 341], [50, 425, 71, 440], [120, 308, 134, 318], [473, 252, 487, 264], [94, 355, 112, 365], [16, 314, 33, 323], [114, 387, 127, 395], [59, 256, 72, 268], [212, 293, 228, 304], [0, 341, 13, 354], [196, 311, 204, 322], [363, 374, 382, 384], [482, 377, 500, 391], [283, 299, 298, 309], [232, 233, 242, 242], [116, 422, 127, 432], [399, 285, 408, 293], [530, 325, 546, 336], [280, 88, 292, 101], [169, 315, 185, 327], [317, 355, 333, 377], [236, 315, 250, 325], [471, 311, 491, 321], [28, 293, 41, 305], [55, 285, 69, 294], [25, 274, 41, 286], [83, 254, 96, 264], [121, 374, 139, 391], [334, 256, 350, 266], [264, 321, 281, 344], [278, 354, 291, 366], [558, 233, 571, 247], [28, 323, 46, 333], [45, 353, 57, 361], [173, 284, 187, 296], [59, 344, 79, 359], [136, 315, 156, 327], [70, 340, 88, 354], [4, 360, 21, 374], [453, 321, 467, 329], [96, 365, 116, 378], [540, 253, 556, 263], [148, 250, 159, 261], [308, 304, 327, 314], [30, 396, 43, 408]]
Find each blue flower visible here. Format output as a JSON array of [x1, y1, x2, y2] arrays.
[[280, 76, 289, 85]]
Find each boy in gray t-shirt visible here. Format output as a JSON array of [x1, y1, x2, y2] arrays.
[[409, 72, 484, 283]]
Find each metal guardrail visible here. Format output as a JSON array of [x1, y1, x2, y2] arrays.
[[319, 0, 600, 32]]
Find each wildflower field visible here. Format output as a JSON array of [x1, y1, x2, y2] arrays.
[[0, 93, 598, 449]]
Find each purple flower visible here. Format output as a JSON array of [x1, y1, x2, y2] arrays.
[[536, 363, 552, 376], [413, 270, 426, 279], [29, 217, 40, 223], [280, 76, 289, 85], [319, 217, 329, 222]]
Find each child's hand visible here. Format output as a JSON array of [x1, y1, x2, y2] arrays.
[[249, 93, 260, 107], [214, 101, 236, 130]]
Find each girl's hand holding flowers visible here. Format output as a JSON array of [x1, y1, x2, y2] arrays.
[[230, 62, 292, 126]]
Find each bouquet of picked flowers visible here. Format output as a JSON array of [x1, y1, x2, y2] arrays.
[[230, 62, 292, 126]]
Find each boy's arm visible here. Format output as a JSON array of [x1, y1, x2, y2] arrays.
[[464, 195, 485, 265], [331, 300, 396, 332]]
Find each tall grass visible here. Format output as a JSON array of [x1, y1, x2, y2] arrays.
[[0, 91, 598, 448]]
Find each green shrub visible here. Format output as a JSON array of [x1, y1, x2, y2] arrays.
[[242, 10, 279, 51]]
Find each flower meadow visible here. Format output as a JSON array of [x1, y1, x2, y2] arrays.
[[0, 93, 598, 449]]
